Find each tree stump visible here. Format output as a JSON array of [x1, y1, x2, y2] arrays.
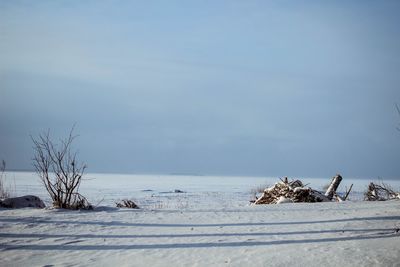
[[324, 174, 342, 200]]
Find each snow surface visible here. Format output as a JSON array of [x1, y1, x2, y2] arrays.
[[1, 172, 400, 266]]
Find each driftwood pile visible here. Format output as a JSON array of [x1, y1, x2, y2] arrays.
[[254, 174, 352, 204], [365, 182, 400, 201], [116, 199, 139, 209]]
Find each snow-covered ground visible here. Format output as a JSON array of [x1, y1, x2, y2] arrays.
[[1, 172, 400, 266]]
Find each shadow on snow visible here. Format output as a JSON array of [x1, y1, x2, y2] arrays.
[[0, 228, 397, 239], [0, 215, 399, 228], [0, 233, 398, 251]]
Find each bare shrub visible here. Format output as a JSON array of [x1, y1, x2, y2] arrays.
[[31, 128, 91, 210]]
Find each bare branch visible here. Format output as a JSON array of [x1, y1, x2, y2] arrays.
[[343, 184, 353, 201]]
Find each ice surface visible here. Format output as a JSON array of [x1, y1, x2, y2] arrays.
[[6, 172, 399, 209]]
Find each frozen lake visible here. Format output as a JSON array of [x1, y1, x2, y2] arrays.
[[4, 172, 400, 209]]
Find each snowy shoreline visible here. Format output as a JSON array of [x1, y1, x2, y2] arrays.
[[5, 172, 400, 208], [1, 172, 400, 266]]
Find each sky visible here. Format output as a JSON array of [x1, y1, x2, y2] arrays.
[[1, 1, 400, 179]]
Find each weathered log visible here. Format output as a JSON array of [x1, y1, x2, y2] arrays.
[[343, 184, 353, 201], [324, 174, 342, 200]]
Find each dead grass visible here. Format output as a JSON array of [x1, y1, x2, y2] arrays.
[[0, 160, 14, 199]]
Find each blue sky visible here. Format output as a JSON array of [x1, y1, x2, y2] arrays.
[[1, 1, 400, 178]]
